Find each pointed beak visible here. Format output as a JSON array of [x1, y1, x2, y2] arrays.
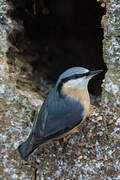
[[89, 70, 104, 77]]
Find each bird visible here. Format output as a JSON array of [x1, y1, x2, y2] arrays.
[[18, 67, 103, 161]]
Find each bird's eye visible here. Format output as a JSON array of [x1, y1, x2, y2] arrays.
[[74, 74, 80, 78]]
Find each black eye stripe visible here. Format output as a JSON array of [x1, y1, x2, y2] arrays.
[[63, 72, 90, 82], [57, 71, 90, 93]]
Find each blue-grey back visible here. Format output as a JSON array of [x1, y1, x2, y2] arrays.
[[33, 87, 84, 138]]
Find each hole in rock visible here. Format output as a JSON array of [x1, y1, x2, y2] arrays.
[[8, 0, 106, 103]]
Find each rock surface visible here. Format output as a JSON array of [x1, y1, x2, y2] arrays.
[[0, 0, 120, 179], [102, 0, 120, 112]]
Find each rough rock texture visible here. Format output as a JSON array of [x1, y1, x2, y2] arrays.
[[0, 0, 120, 180], [102, 0, 120, 111], [101, 0, 120, 179], [0, 1, 42, 178]]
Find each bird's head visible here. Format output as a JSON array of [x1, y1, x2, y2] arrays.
[[56, 67, 103, 93]]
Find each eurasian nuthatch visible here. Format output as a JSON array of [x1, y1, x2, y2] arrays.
[[18, 67, 103, 160]]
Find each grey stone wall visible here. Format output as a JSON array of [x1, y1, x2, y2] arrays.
[[0, 0, 42, 178], [102, 0, 120, 112], [0, 0, 120, 179], [101, 0, 120, 148]]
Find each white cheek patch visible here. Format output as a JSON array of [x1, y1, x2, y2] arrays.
[[63, 77, 89, 89]]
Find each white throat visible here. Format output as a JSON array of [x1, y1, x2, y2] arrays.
[[63, 77, 89, 89]]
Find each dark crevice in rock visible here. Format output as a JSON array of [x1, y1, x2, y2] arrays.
[[34, 167, 38, 180], [7, 0, 106, 100]]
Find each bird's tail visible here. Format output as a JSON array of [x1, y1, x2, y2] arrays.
[[18, 132, 44, 161]]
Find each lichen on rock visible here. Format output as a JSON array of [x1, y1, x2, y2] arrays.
[[0, 0, 120, 179], [0, 0, 41, 178], [101, 1, 120, 179]]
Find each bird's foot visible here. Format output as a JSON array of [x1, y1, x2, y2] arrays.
[[63, 135, 71, 142]]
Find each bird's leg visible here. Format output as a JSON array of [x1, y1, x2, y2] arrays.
[[53, 138, 64, 147], [58, 138, 64, 145], [51, 138, 64, 152], [55, 139, 61, 146], [63, 134, 72, 142]]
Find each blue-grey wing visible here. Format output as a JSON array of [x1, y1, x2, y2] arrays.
[[32, 88, 84, 138]]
